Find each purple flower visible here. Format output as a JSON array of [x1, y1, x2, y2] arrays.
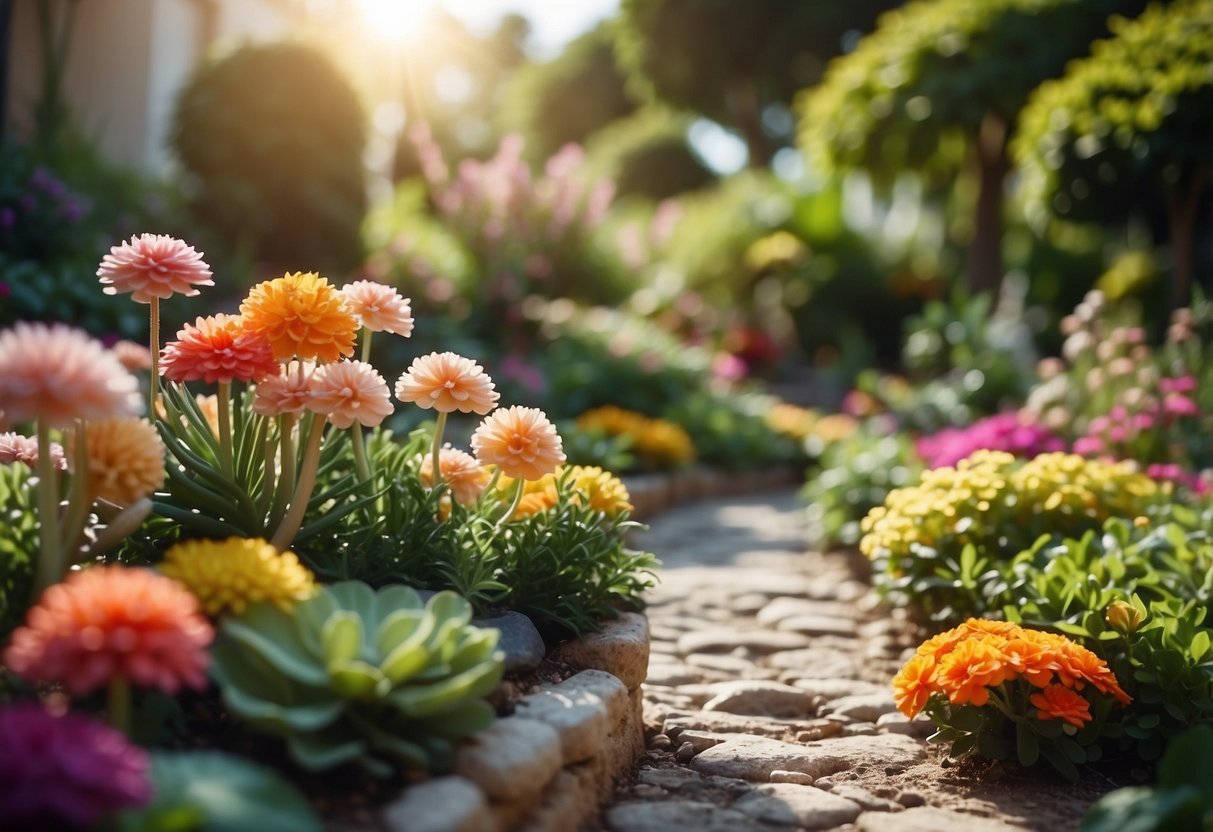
[[0, 702, 152, 828], [916, 412, 1066, 469], [0, 207, 15, 231]]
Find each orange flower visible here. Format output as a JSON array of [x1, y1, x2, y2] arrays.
[[160, 314, 277, 385], [935, 638, 1011, 707], [419, 446, 489, 506], [471, 406, 565, 481], [252, 362, 315, 417], [3, 566, 213, 696], [999, 638, 1054, 688], [0, 323, 141, 427], [306, 360, 393, 429], [240, 272, 358, 363], [394, 352, 499, 415], [111, 340, 153, 372], [1030, 684, 1092, 727], [342, 280, 414, 336], [511, 490, 558, 519], [892, 653, 936, 718], [76, 418, 165, 506], [97, 234, 213, 303]]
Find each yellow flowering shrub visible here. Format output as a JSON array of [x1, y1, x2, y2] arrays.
[[860, 450, 1159, 620], [575, 406, 695, 469]]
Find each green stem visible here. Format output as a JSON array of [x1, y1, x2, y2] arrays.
[[270, 417, 326, 550], [149, 298, 161, 417], [360, 327, 373, 364], [351, 424, 371, 483], [107, 676, 132, 736], [495, 477, 525, 529], [430, 411, 448, 490], [217, 381, 233, 477], [32, 419, 62, 597], [268, 413, 296, 529], [481, 466, 502, 502], [59, 420, 92, 564]]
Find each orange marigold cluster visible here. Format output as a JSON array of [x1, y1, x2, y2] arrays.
[[892, 619, 1130, 727]]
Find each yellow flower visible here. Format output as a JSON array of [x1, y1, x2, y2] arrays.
[[159, 537, 316, 616], [766, 403, 818, 441], [575, 406, 695, 468], [240, 272, 358, 363], [76, 418, 165, 506], [561, 465, 633, 516]]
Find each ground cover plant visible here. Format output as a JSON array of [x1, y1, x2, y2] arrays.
[[0, 234, 658, 829]]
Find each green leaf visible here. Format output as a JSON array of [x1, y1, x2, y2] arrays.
[[1080, 785, 1205, 832], [381, 642, 431, 685], [114, 751, 321, 832], [322, 612, 364, 665], [327, 659, 388, 699], [286, 728, 366, 772], [388, 660, 504, 717], [1017, 721, 1040, 768], [221, 606, 328, 687], [1157, 725, 1213, 793], [376, 609, 427, 655]]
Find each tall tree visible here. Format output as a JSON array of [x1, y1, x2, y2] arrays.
[[1014, 0, 1213, 308], [800, 0, 1156, 296], [615, 0, 900, 168]]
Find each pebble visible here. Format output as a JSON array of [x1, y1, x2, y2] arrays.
[[674, 742, 696, 763], [733, 783, 863, 830], [606, 801, 753, 832], [476, 611, 546, 675], [700, 680, 820, 718], [676, 628, 812, 655], [769, 769, 816, 785]]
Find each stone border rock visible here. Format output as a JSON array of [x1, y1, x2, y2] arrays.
[[376, 612, 651, 832], [625, 464, 801, 521]]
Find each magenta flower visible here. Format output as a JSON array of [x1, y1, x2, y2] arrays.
[[916, 412, 1066, 470], [0, 703, 152, 827]]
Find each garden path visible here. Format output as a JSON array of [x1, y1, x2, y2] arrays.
[[595, 489, 1104, 832]]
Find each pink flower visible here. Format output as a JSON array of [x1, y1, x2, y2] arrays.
[[253, 361, 315, 417], [0, 322, 141, 427], [160, 314, 278, 384], [306, 360, 393, 428], [341, 280, 414, 336], [1163, 394, 1198, 418], [97, 233, 213, 303], [0, 432, 66, 470], [395, 352, 499, 415], [419, 446, 489, 506], [1160, 375, 1197, 394], [1073, 436, 1105, 456], [471, 405, 565, 481], [111, 339, 153, 372]]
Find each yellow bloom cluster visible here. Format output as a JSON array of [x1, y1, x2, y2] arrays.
[[159, 537, 316, 616], [860, 450, 1157, 560], [766, 403, 818, 441], [495, 465, 634, 520], [576, 406, 695, 468], [893, 619, 1130, 726]]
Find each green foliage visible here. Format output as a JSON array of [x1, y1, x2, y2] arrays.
[[116, 751, 320, 832], [662, 391, 796, 471], [584, 108, 716, 201], [800, 0, 1148, 184], [803, 427, 921, 549], [211, 583, 504, 775], [0, 464, 36, 640], [172, 42, 367, 275], [502, 23, 638, 162], [1015, 0, 1213, 227], [1082, 726, 1213, 832], [861, 451, 1162, 621]]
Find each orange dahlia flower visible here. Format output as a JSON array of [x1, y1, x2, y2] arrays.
[[419, 446, 489, 506], [160, 314, 277, 385], [4, 566, 213, 696], [892, 653, 936, 718], [252, 361, 315, 417], [240, 272, 358, 363], [306, 360, 393, 429], [76, 418, 165, 506], [97, 234, 213, 303], [471, 405, 565, 481], [394, 352, 499, 415], [0, 323, 141, 427], [342, 280, 414, 336], [935, 638, 1011, 707], [1030, 684, 1092, 727]]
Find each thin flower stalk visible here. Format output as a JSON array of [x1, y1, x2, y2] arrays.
[[270, 416, 327, 550], [217, 380, 234, 477], [496, 477, 526, 529], [32, 420, 60, 596]]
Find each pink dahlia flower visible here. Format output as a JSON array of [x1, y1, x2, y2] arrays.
[[97, 233, 214, 303], [160, 313, 278, 384], [471, 405, 565, 481], [0, 322, 141, 427], [307, 360, 393, 429], [0, 703, 152, 828], [395, 352, 499, 415], [252, 361, 315, 417], [419, 445, 489, 506], [111, 339, 153, 372], [4, 566, 214, 696], [342, 280, 414, 336], [0, 431, 66, 471]]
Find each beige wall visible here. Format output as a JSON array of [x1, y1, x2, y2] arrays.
[[6, 0, 299, 173]]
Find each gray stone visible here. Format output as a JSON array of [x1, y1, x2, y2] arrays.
[[674, 741, 696, 762], [677, 628, 811, 655], [792, 678, 887, 700], [769, 769, 816, 785], [553, 612, 650, 690], [877, 711, 934, 738], [677, 729, 728, 753], [756, 597, 858, 627], [688, 735, 849, 782], [767, 647, 858, 677], [731, 592, 770, 615], [830, 783, 902, 811], [700, 680, 819, 718], [857, 806, 1027, 832], [734, 783, 863, 830], [606, 800, 754, 832], [813, 734, 925, 774], [381, 776, 493, 832], [826, 692, 899, 722], [476, 611, 545, 675], [637, 767, 703, 791], [776, 615, 859, 638], [644, 662, 706, 686], [514, 672, 619, 764], [665, 710, 822, 741], [683, 652, 766, 675], [454, 717, 562, 802]]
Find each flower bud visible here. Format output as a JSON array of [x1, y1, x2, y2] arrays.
[[1105, 600, 1146, 635]]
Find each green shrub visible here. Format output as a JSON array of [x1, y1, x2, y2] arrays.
[[0, 464, 36, 640], [211, 583, 503, 775], [662, 391, 796, 471], [172, 42, 367, 276]]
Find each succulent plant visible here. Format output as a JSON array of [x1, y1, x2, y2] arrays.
[[210, 581, 504, 775]]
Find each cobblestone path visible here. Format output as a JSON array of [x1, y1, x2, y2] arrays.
[[595, 490, 1056, 832]]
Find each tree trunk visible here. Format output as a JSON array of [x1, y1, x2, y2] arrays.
[[964, 112, 1009, 297], [1165, 165, 1208, 311]]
